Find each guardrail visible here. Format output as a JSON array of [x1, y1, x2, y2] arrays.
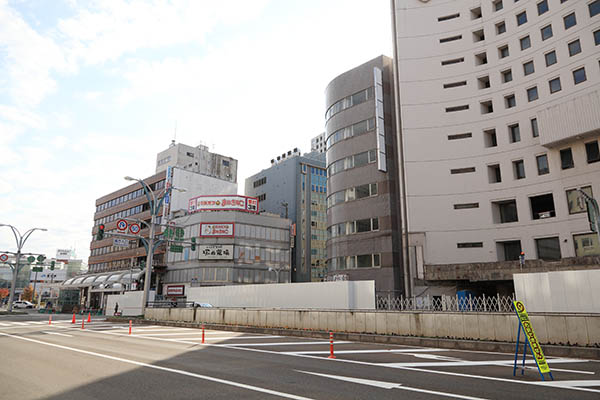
[[375, 293, 515, 313]]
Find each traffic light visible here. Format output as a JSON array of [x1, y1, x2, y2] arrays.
[[50, 261, 55, 271], [191, 237, 196, 251], [96, 224, 105, 240]]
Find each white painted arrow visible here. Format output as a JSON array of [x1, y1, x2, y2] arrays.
[[295, 370, 488, 399]]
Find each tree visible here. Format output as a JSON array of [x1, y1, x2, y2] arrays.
[[22, 285, 35, 302], [0, 288, 9, 300]]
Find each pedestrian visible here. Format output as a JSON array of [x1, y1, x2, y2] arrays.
[[114, 302, 119, 316]]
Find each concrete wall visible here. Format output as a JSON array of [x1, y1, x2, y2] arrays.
[[514, 270, 600, 313], [106, 291, 155, 316], [187, 280, 375, 310], [146, 307, 600, 347]]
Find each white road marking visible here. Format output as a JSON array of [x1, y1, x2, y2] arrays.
[[0, 323, 11, 326], [382, 358, 587, 368], [296, 370, 488, 400], [224, 341, 351, 347], [42, 331, 73, 337], [536, 380, 600, 388], [10, 322, 29, 325], [166, 336, 285, 341], [284, 348, 450, 355], [0, 332, 315, 400]]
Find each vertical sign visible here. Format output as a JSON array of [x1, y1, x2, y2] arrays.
[[374, 67, 387, 172], [513, 301, 552, 378]]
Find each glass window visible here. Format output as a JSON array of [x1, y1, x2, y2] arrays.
[[509, 124, 521, 143], [356, 254, 373, 268], [566, 186, 593, 214], [589, 0, 600, 17], [497, 200, 518, 223], [520, 35, 531, 50], [586, 141, 600, 163], [523, 60, 535, 75], [549, 77, 561, 93], [516, 11, 527, 26], [564, 12, 577, 29], [356, 219, 372, 233], [573, 67, 586, 84], [513, 160, 526, 179], [573, 233, 600, 257], [545, 50, 557, 66], [494, 0, 503, 11], [595, 29, 600, 45], [541, 24, 553, 40], [505, 94, 516, 108], [496, 21, 506, 34], [568, 39, 581, 56], [537, 0, 549, 15], [536, 237, 561, 260], [502, 69, 513, 82], [536, 154, 549, 175], [560, 148, 574, 169], [527, 87, 538, 101], [531, 118, 539, 137], [499, 45, 509, 58]]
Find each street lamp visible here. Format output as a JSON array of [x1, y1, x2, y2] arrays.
[[0, 224, 47, 312], [124, 176, 185, 313], [268, 267, 280, 283]]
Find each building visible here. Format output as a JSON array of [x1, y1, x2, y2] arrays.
[[311, 133, 326, 153], [324, 55, 404, 293], [245, 152, 327, 282], [156, 141, 237, 183], [163, 198, 291, 300], [391, 0, 600, 294]]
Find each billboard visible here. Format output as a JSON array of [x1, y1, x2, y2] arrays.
[[56, 249, 71, 260], [166, 285, 185, 296], [198, 245, 234, 260], [200, 223, 235, 238], [188, 195, 259, 214]]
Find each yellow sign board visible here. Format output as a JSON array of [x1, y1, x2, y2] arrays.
[[513, 301, 551, 374]]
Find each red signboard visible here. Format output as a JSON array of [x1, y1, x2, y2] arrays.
[[188, 195, 259, 214], [166, 285, 185, 296], [199, 222, 235, 238]]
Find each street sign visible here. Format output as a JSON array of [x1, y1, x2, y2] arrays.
[[32, 266, 43, 272], [117, 219, 128, 231], [163, 227, 174, 239], [113, 238, 129, 247], [175, 227, 184, 241], [27, 256, 35, 263], [129, 223, 141, 235], [170, 244, 183, 253], [37, 255, 45, 262], [0, 254, 8, 262]]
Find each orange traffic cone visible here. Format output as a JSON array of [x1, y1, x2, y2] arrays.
[[72, 313, 76, 324], [87, 312, 91, 323]]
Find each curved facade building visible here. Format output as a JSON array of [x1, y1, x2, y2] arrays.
[[324, 56, 404, 293], [392, 1, 600, 282]]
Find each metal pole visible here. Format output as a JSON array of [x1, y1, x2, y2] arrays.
[[32, 269, 38, 304], [143, 212, 156, 313], [7, 251, 21, 312]]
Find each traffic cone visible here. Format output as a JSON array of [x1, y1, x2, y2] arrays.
[[87, 312, 91, 323], [81, 318, 85, 329], [48, 315, 52, 325], [72, 313, 76, 324]]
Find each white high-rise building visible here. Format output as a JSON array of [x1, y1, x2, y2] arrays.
[[310, 132, 326, 153], [391, 0, 600, 286]]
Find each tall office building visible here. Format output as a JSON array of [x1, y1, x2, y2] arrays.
[[311, 132, 326, 153], [245, 151, 327, 282], [391, 0, 600, 293], [324, 55, 404, 293]]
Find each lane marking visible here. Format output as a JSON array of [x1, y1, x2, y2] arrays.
[[0, 332, 314, 400], [296, 370, 488, 400], [165, 336, 285, 341], [42, 331, 73, 337], [223, 341, 351, 347], [381, 358, 587, 368], [536, 380, 600, 388], [284, 348, 450, 355]]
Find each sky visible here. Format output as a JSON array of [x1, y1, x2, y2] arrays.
[[0, 0, 392, 264]]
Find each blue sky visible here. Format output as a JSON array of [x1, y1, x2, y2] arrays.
[[0, 0, 392, 263]]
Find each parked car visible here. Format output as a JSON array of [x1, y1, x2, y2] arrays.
[[193, 302, 213, 308], [13, 300, 34, 309]]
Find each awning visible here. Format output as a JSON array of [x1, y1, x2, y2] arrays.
[[61, 269, 143, 289]]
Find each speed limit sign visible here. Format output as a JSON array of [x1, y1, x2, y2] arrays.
[[117, 219, 128, 231], [0, 254, 8, 262], [129, 223, 141, 235]]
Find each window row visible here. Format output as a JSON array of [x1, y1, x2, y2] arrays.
[[327, 253, 381, 271], [90, 241, 139, 257], [325, 87, 374, 121], [326, 118, 376, 149], [234, 224, 289, 242], [253, 176, 266, 188], [327, 149, 377, 176], [96, 180, 165, 213], [482, 119, 538, 148], [94, 204, 145, 227], [327, 182, 378, 209], [328, 217, 379, 239]]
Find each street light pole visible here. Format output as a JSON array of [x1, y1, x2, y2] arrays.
[[0, 224, 47, 312]]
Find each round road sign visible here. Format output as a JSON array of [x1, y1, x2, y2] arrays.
[[0, 254, 8, 262], [117, 219, 128, 231], [129, 223, 141, 235]]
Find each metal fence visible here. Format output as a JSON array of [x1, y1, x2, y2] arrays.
[[375, 293, 516, 313]]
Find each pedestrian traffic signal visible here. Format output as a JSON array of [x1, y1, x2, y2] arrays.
[[96, 224, 105, 240], [191, 237, 196, 251], [50, 261, 55, 271]]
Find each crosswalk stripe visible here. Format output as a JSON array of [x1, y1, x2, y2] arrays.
[[224, 341, 351, 347]]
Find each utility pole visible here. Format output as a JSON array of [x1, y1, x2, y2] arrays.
[[0, 224, 46, 312]]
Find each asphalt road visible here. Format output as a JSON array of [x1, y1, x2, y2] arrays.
[[1, 311, 599, 400]]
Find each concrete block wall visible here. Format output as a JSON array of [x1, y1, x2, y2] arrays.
[[145, 308, 600, 347]]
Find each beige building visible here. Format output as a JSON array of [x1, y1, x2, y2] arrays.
[[391, 0, 600, 293]]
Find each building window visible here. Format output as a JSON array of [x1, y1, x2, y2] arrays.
[[516, 11, 528, 26], [531, 118, 539, 137], [568, 39, 582, 56], [496, 21, 506, 34], [475, 52, 487, 65], [545, 50, 557, 66], [471, 6, 482, 19], [531, 193, 556, 219], [505, 94, 516, 108], [595, 29, 600, 45], [446, 104, 469, 112], [502, 69, 513, 83], [451, 167, 476, 174], [499, 45, 509, 58], [536, 237, 561, 260], [480, 100, 494, 114], [473, 29, 485, 42], [257, 193, 266, 202], [442, 57, 465, 66], [253, 177, 267, 188], [536, 154, 550, 175], [549, 77, 561, 93], [494, 0, 503, 11], [444, 80, 468, 88], [457, 242, 483, 248], [573, 233, 600, 257], [590, 0, 600, 17], [509, 124, 521, 143], [566, 186, 593, 214], [513, 160, 526, 179], [523, 60, 535, 75], [564, 12, 577, 29], [222, 160, 230, 167], [488, 164, 502, 183], [527, 87, 538, 102], [477, 75, 490, 89], [454, 203, 480, 209], [537, 0, 549, 15], [493, 199, 518, 223], [499, 240, 522, 261], [438, 13, 460, 21], [520, 35, 531, 50], [560, 148, 574, 169], [573, 67, 587, 84], [586, 140, 600, 163], [541, 24, 553, 40], [484, 128, 498, 147], [448, 132, 472, 140]]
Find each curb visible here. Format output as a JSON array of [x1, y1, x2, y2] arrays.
[[105, 317, 600, 360]]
